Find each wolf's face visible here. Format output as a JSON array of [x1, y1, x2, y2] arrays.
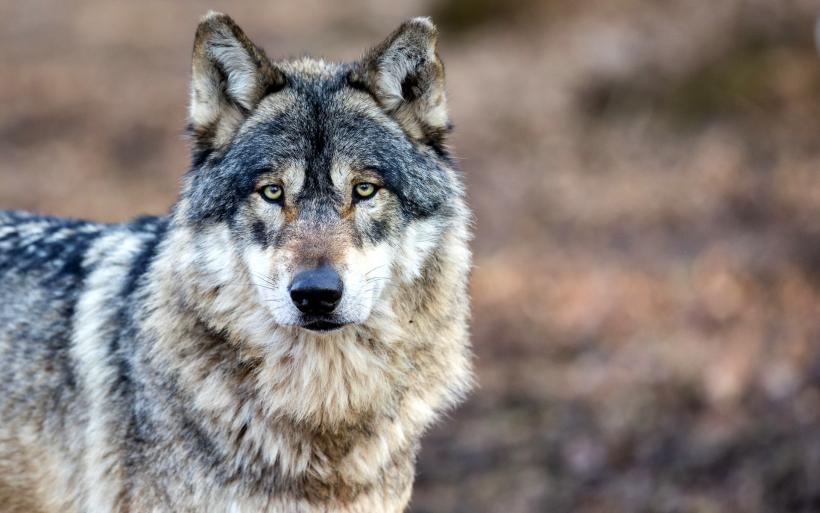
[[176, 14, 461, 332]]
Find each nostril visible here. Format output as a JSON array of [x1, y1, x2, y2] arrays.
[[289, 266, 343, 315], [324, 288, 342, 302]]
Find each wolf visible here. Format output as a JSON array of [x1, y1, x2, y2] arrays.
[[0, 12, 471, 513]]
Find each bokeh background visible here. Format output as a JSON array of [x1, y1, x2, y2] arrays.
[[3, 0, 820, 511]]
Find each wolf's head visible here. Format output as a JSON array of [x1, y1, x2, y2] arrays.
[[172, 13, 467, 335]]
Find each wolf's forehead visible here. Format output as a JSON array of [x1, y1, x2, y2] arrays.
[[240, 85, 406, 171], [275, 57, 342, 80]]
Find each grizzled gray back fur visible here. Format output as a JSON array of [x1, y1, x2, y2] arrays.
[[0, 11, 471, 513]]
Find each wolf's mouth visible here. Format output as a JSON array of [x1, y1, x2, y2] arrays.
[[301, 319, 347, 332]]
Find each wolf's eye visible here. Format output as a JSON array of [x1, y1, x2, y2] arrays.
[[260, 184, 283, 203], [353, 182, 379, 201]]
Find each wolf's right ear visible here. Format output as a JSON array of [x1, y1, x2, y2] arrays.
[[350, 18, 450, 150], [188, 12, 284, 162]]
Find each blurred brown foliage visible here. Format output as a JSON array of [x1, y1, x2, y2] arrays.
[[2, 0, 820, 512]]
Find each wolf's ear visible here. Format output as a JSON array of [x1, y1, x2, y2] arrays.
[[350, 17, 449, 149], [188, 12, 284, 161]]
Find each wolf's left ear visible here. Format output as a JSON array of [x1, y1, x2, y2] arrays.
[[188, 12, 285, 161], [350, 17, 450, 149]]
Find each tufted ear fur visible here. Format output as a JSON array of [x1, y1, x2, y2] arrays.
[[188, 12, 285, 163], [350, 17, 450, 151]]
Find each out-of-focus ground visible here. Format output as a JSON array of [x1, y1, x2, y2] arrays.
[[2, 0, 820, 511]]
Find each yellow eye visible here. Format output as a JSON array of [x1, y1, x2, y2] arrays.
[[260, 184, 283, 202], [353, 182, 379, 201]]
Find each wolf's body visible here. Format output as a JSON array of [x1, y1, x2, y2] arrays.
[[0, 13, 471, 513]]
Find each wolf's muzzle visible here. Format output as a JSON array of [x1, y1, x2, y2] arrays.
[[289, 265, 343, 316]]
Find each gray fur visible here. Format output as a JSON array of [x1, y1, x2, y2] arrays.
[[0, 12, 471, 513]]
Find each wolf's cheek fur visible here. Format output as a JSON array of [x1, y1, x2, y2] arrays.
[[394, 217, 447, 282], [335, 241, 395, 323], [243, 245, 300, 326]]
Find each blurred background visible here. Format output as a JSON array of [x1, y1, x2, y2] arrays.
[[2, 0, 820, 511]]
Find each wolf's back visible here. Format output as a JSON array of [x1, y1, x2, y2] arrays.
[[0, 211, 106, 510], [0, 210, 107, 369], [0, 210, 169, 411], [0, 211, 167, 512], [0, 210, 108, 399]]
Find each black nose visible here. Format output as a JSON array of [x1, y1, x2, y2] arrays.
[[289, 266, 343, 315]]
